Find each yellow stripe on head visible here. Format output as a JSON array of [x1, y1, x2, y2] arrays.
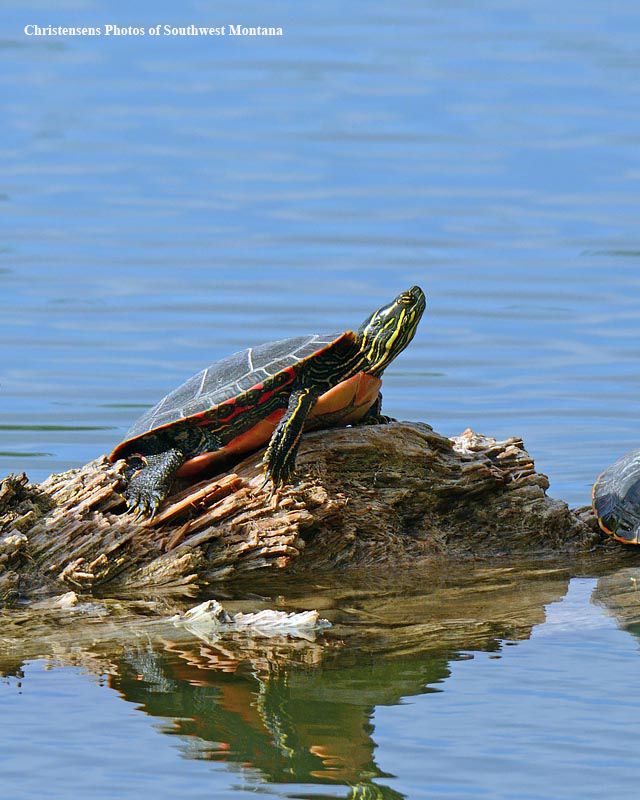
[[358, 287, 425, 375]]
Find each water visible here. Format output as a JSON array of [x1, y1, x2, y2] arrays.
[[2, 0, 640, 797], [3, 562, 640, 799]]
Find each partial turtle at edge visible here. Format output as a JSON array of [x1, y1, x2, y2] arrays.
[[593, 448, 640, 544]]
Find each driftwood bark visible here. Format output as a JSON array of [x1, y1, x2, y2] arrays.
[[0, 422, 605, 600]]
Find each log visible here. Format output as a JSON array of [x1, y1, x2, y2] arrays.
[[0, 421, 606, 601]]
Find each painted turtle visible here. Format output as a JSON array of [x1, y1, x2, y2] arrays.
[[593, 449, 640, 544], [110, 285, 426, 517]]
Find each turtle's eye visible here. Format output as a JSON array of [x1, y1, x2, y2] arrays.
[[398, 286, 425, 308]]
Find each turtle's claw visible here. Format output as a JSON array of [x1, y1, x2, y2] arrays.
[[260, 469, 276, 498], [148, 497, 160, 520], [131, 501, 146, 522], [126, 492, 163, 522], [125, 490, 150, 521], [125, 496, 139, 516], [264, 480, 282, 505], [124, 476, 167, 521], [261, 457, 295, 499]]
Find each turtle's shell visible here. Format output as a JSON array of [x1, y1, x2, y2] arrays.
[[110, 332, 356, 462], [592, 448, 640, 544]]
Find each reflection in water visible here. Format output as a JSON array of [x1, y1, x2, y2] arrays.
[[593, 566, 640, 633], [0, 561, 587, 797], [3, 558, 640, 797], [113, 640, 435, 797]]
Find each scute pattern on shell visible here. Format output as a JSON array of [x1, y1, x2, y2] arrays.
[[122, 333, 342, 442], [593, 448, 640, 541]]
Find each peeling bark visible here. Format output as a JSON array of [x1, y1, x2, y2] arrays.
[[0, 422, 605, 600]]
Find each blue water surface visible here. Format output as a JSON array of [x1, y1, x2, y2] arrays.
[[2, 0, 640, 798]]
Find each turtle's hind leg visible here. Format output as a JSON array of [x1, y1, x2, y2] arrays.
[[123, 426, 223, 519], [125, 448, 185, 519]]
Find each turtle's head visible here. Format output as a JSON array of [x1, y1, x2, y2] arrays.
[[357, 285, 426, 376]]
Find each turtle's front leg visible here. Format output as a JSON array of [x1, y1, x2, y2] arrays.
[[125, 448, 185, 519], [263, 388, 318, 491], [357, 393, 396, 425]]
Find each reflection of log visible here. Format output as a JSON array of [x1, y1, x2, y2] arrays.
[[592, 566, 640, 629], [0, 560, 583, 793], [0, 422, 604, 599], [0, 559, 578, 670]]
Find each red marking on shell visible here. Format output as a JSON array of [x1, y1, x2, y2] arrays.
[[197, 370, 297, 428], [176, 410, 286, 476], [177, 372, 381, 478], [109, 339, 351, 462]]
